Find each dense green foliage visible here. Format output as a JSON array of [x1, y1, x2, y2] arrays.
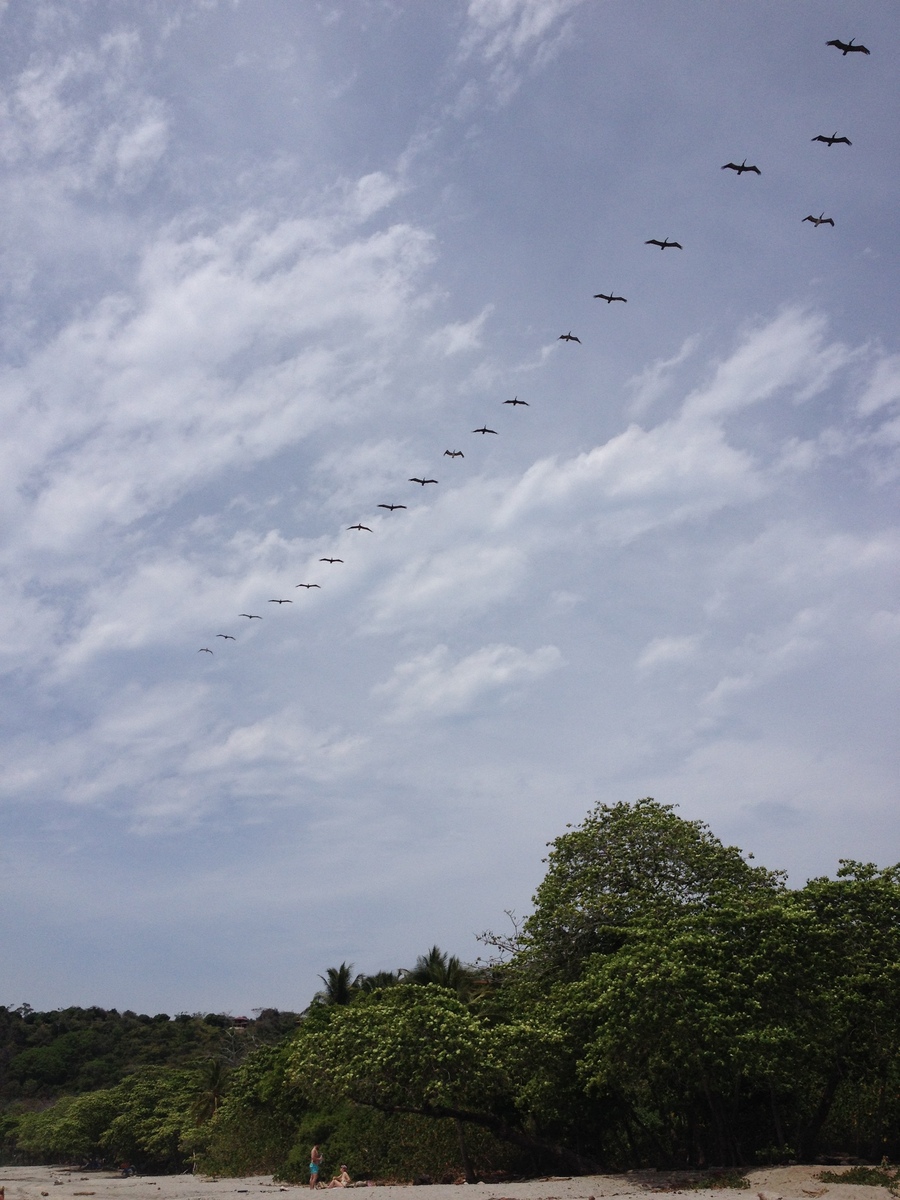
[[4, 799, 900, 1181]]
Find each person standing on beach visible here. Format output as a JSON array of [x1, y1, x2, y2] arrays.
[[310, 1144, 323, 1189]]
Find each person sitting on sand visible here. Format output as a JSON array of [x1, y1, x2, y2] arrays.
[[326, 1166, 351, 1189]]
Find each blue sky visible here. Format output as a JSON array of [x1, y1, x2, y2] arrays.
[[1, 0, 898, 1016]]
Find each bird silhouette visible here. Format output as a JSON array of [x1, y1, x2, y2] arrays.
[[216, 634, 236, 640], [722, 160, 760, 175], [347, 524, 372, 532], [473, 426, 498, 435], [504, 396, 530, 405], [296, 583, 321, 588], [826, 38, 870, 55], [409, 477, 438, 485], [558, 331, 581, 342], [269, 599, 293, 604], [320, 557, 344, 563], [378, 504, 407, 511], [198, 647, 213, 654], [240, 613, 262, 619], [645, 238, 682, 249], [803, 213, 835, 227], [443, 450, 464, 458], [812, 132, 851, 146], [593, 292, 627, 304]]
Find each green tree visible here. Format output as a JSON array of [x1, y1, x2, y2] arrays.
[[100, 1068, 206, 1170], [520, 798, 783, 981], [199, 1042, 304, 1176], [13, 1089, 120, 1161], [288, 983, 597, 1174]]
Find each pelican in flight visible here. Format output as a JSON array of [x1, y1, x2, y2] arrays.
[[320, 557, 344, 563], [198, 647, 213, 654], [409, 477, 438, 485], [722, 160, 760, 175], [240, 613, 262, 619], [216, 634, 236, 640], [594, 292, 627, 303], [558, 331, 581, 342], [443, 450, 464, 458], [812, 132, 851, 146], [645, 238, 682, 249], [269, 599, 293, 604], [378, 504, 407, 511], [296, 583, 321, 588], [803, 212, 835, 227], [473, 425, 498, 435], [347, 523, 372, 532], [504, 396, 529, 405], [826, 38, 869, 55]]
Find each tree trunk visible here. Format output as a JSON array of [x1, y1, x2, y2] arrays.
[[768, 1083, 785, 1150], [799, 1061, 844, 1160], [455, 1119, 477, 1184], [355, 1096, 603, 1174]]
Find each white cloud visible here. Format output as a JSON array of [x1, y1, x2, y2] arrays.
[[459, 0, 585, 101], [462, 0, 583, 64], [0, 208, 434, 557], [367, 539, 529, 632], [373, 641, 562, 721], [681, 309, 851, 421], [425, 305, 494, 356], [700, 608, 825, 715], [627, 336, 700, 416], [0, 679, 368, 831], [858, 355, 900, 417], [0, 32, 169, 195], [637, 635, 702, 673]]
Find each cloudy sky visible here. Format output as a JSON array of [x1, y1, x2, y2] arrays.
[[1, 0, 898, 1016]]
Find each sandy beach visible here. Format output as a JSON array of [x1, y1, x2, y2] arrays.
[[0, 1164, 887, 1200]]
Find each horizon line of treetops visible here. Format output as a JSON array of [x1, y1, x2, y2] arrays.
[[2, 942, 483, 1031]]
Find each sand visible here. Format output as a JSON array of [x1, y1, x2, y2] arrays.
[[0, 1164, 889, 1200]]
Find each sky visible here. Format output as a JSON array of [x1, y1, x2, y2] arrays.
[[1, 0, 898, 1017]]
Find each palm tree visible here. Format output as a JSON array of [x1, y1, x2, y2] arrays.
[[315, 962, 358, 1005], [407, 946, 477, 998], [355, 969, 401, 993], [191, 1057, 231, 1124]]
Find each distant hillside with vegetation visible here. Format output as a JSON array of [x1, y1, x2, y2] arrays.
[[3, 800, 899, 1182]]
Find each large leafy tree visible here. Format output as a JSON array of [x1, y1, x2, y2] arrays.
[[287, 983, 597, 1174], [519, 798, 783, 980]]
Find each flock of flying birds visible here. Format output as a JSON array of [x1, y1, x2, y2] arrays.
[[196, 34, 870, 657]]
